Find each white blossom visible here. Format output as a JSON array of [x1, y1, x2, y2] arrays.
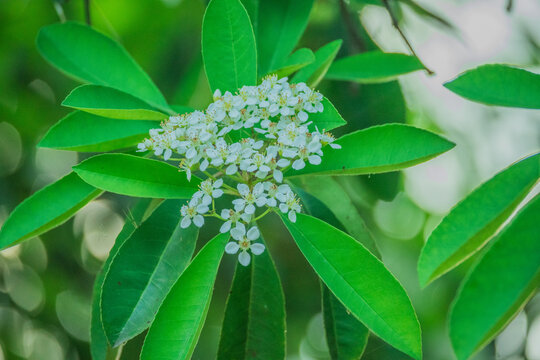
[[225, 225, 265, 266]]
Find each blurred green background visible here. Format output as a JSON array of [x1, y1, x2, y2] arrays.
[[0, 0, 539, 359]]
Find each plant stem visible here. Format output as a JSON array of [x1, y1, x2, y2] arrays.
[[339, 0, 366, 52], [83, 0, 91, 25], [254, 208, 271, 221], [381, 0, 434, 75]]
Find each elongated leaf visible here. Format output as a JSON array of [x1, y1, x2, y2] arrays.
[[62, 85, 167, 120], [293, 40, 343, 87], [444, 64, 540, 109], [257, 0, 314, 76], [140, 233, 229, 360], [326, 52, 424, 83], [271, 48, 315, 78], [289, 123, 454, 177], [217, 235, 285, 359], [309, 97, 347, 131], [0, 172, 101, 249], [418, 153, 540, 287], [295, 188, 371, 359], [102, 200, 198, 346], [91, 199, 155, 360], [322, 285, 369, 360], [449, 195, 540, 360], [202, 0, 257, 93], [38, 111, 155, 152], [73, 154, 200, 199], [36, 22, 170, 111], [282, 213, 422, 359]]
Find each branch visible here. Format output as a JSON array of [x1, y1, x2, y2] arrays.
[[84, 0, 91, 25], [381, 0, 434, 75], [339, 0, 365, 52], [506, 0, 513, 12]]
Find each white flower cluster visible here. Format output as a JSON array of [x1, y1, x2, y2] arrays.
[[138, 75, 340, 266]]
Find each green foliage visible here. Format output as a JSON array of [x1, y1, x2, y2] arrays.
[[38, 111, 156, 152], [282, 213, 422, 359], [202, 0, 257, 93], [292, 40, 343, 88], [418, 153, 540, 287], [101, 200, 198, 346], [0, 173, 101, 249], [140, 233, 229, 360], [309, 97, 347, 131], [217, 236, 286, 359], [444, 64, 540, 109], [326, 52, 424, 83], [62, 85, 168, 120], [73, 154, 200, 198], [449, 195, 540, 360], [36, 21, 171, 113], [289, 124, 455, 177], [272, 48, 315, 78]]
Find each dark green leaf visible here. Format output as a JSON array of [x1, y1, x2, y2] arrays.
[[62, 85, 167, 120], [38, 111, 156, 152], [217, 235, 286, 360], [36, 22, 170, 112], [140, 233, 229, 360], [102, 200, 198, 346], [444, 64, 540, 109], [292, 40, 343, 88], [449, 195, 540, 360], [73, 154, 200, 199], [272, 48, 315, 78], [202, 0, 257, 93], [257, 0, 314, 76], [282, 213, 422, 359], [418, 153, 540, 287], [326, 52, 424, 83], [0, 173, 101, 249], [289, 124, 455, 177]]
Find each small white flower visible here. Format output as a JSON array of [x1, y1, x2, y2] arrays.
[[180, 196, 211, 228], [219, 208, 252, 233], [224, 225, 265, 266], [232, 183, 266, 214], [278, 191, 301, 222]]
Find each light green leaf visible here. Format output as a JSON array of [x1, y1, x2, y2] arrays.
[[309, 97, 347, 131], [62, 85, 167, 120], [217, 235, 286, 360], [449, 195, 540, 360], [102, 200, 198, 346], [38, 111, 155, 152], [257, 0, 315, 76], [293, 40, 343, 88], [202, 0, 257, 93], [326, 51, 424, 83], [73, 154, 200, 199], [444, 64, 540, 109], [281, 213, 421, 359], [322, 285, 369, 360], [91, 199, 155, 360], [289, 123, 455, 177], [271, 48, 315, 78], [418, 153, 540, 287], [140, 233, 229, 360], [36, 21, 170, 112], [0, 172, 102, 250]]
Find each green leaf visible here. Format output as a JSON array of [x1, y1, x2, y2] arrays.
[[271, 48, 315, 78], [0, 172, 101, 250], [102, 200, 198, 346], [217, 235, 286, 360], [322, 285, 369, 360], [257, 0, 315, 76], [326, 51, 424, 83], [36, 22, 170, 112], [449, 195, 540, 360], [292, 40, 343, 88], [140, 233, 229, 360], [309, 97, 347, 131], [281, 213, 421, 359], [417, 153, 540, 287], [202, 0, 257, 93], [91, 199, 155, 360], [289, 123, 455, 177], [62, 85, 167, 120], [444, 64, 540, 109], [73, 154, 200, 199], [38, 111, 155, 152]]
